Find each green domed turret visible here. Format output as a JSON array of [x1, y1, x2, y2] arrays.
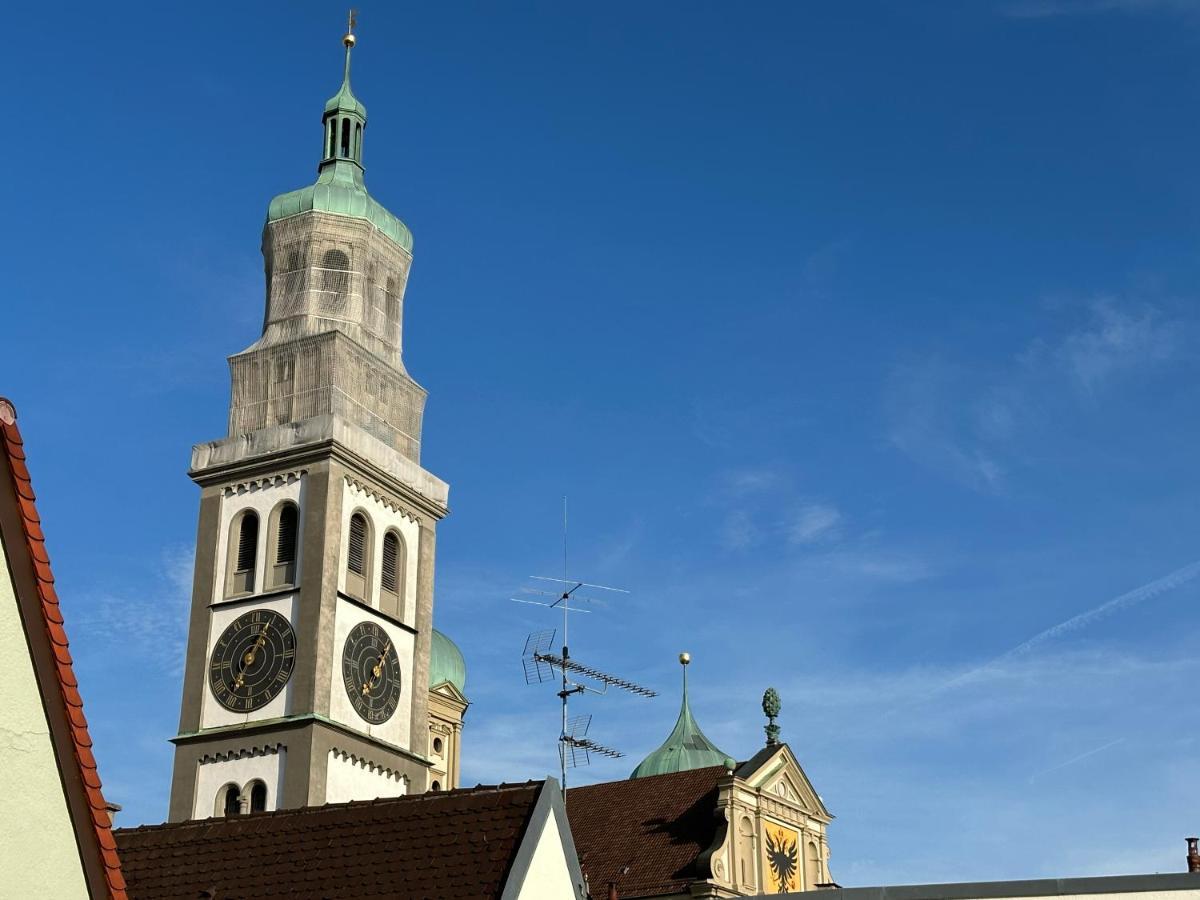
[[429, 629, 467, 694], [265, 19, 413, 253], [630, 652, 731, 779]]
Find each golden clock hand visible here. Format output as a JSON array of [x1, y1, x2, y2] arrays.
[[362, 642, 393, 695], [234, 625, 272, 690]]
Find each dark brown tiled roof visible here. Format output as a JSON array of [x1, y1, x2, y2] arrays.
[[0, 399, 127, 899], [568, 766, 726, 898], [116, 781, 546, 899]]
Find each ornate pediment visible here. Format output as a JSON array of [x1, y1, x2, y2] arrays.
[[430, 680, 468, 706], [737, 744, 833, 822]]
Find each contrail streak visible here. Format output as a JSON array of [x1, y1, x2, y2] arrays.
[[1029, 738, 1124, 782], [938, 557, 1200, 694]]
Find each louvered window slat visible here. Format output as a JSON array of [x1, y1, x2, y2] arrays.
[[348, 515, 367, 576], [381, 533, 400, 594], [236, 514, 259, 573], [276, 506, 298, 565]]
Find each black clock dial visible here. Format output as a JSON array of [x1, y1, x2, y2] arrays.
[[209, 609, 296, 713], [342, 620, 402, 724]]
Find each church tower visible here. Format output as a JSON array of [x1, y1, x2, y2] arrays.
[[167, 23, 450, 822]]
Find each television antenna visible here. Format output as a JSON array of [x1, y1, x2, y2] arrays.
[[512, 498, 657, 801]]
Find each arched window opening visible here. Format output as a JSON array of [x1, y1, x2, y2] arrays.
[[227, 511, 259, 596], [321, 249, 350, 308], [328, 119, 336, 158], [346, 512, 370, 600], [806, 841, 821, 890], [355, 122, 362, 159], [249, 781, 268, 814], [222, 784, 242, 818], [431, 780, 442, 792], [340, 118, 351, 157], [380, 531, 403, 617], [269, 502, 299, 588]]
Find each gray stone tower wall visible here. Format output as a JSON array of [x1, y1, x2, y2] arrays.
[[168, 207, 449, 822]]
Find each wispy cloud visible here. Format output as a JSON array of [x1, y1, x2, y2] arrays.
[[1029, 737, 1125, 782], [937, 556, 1200, 695], [74, 546, 195, 673], [885, 297, 1188, 492], [884, 358, 1008, 493], [1042, 300, 1178, 394], [788, 503, 843, 545]]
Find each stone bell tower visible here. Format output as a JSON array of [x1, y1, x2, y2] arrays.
[[167, 22, 449, 822]]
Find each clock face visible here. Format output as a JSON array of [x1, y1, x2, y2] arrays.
[[342, 620, 403, 724], [209, 609, 296, 713]]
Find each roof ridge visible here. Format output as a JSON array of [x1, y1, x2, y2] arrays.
[[114, 779, 546, 835], [0, 397, 127, 899]]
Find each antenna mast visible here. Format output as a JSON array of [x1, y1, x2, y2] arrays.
[[513, 500, 657, 801]]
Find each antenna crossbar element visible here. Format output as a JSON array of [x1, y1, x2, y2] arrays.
[[530, 575, 631, 594], [560, 715, 624, 767], [534, 652, 658, 697], [511, 598, 592, 613]]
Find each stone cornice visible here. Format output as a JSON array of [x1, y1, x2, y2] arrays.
[[345, 474, 419, 523], [328, 747, 409, 785], [222, 469, 306, 497], [198, 742, 285, 764]]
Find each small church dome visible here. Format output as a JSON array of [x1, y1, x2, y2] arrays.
[[630, 652, 731, 779], [429, 629, 467, 694]]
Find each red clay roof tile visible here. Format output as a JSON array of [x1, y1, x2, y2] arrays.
[[568, 766, 727, 898], [116, 782, 546, 900], [0, 398, 127, 900]]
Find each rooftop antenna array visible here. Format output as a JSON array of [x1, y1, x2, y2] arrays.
[[513, 498, 657, 802]]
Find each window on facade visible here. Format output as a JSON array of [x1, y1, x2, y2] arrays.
[[328, 119, 336, 158], [320, 249, 350, 310], [340, 118, 351, 157], [249, 781, 268, 814], [227, 511, 259, 596], [222, 784, 242, 818], [355, 123, 362, 159], [432, 737, 443, 755], [269, 502, 299, 589], [380, 531, 402, 617], [806, 841, 821, 890], [346, 512, 370, 600], [431, 780, 442, 792]]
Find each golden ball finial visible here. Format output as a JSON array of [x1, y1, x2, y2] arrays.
[[343, 32, 356, 48], [679, 652, 691, 665]]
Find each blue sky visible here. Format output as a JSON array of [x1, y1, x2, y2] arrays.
[[5, 0, 1200, 885]]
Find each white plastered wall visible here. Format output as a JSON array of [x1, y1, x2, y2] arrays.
[[326, 596, 415, 748], [514, 809, 578, 900], [192, 746, 286, 820], [338, 477, 420, 626], [212, 472, 306, 605], [323, 747, 408, 804], [0, 554, 90, 899]]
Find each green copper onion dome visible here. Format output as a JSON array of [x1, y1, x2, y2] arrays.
[[266, 21, 413, 253], [429, 629, 467, 694], [630, 652, 731, 779]]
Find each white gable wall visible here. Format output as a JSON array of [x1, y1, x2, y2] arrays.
[[0, 553, 89, 899], [515, 808, 578, 900]]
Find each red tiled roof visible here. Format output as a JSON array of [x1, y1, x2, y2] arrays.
[[568, 766, 726, 898], [0, 398, 127, 899], [115, 781, 547, 899]]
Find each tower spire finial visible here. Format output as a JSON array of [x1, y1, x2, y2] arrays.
[[763, 687, 782, 746], [342, 10, 357, 82]]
